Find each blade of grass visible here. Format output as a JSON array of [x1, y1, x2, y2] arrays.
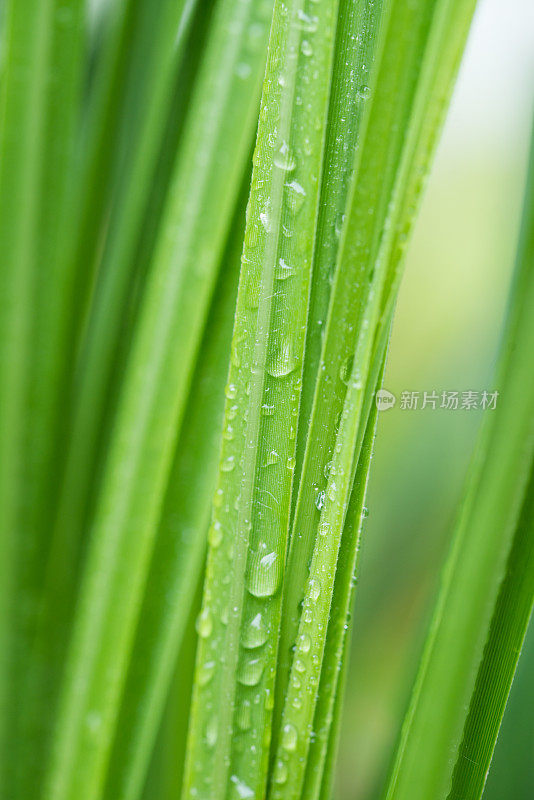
[[0, 0, 84, 793], [21, 0, 199, 785], [182, 0, 342, 796], [446, 123, 534, 800], [42, 2, 274, 799], [384, 116, 534, 800], [271, 1, 477, 796], [293, 0, 386, 498], [483, 619, 534, 800], [305, 359, 385, 800], [102, 186, 248, 800], [46, 0, 198, 612], [141, 581, 203, 800], [448, 464, 534, 800]]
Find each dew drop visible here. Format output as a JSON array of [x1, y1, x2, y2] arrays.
[[286, 456, 296, 471], [196, 608, 212, 638], [265, 688, 274, 710], [221, 455, 235, 473], [262, 403, 275, 415], [296, 9, 318, 31], [282, 224, 293, 238], [295, 658, 305, 673], [335, 213, 345, 238], [315, 490, 325, 511], [208, 521, 223, 548], [205, 717, 218, 747], [225, 383, 237, 399], [267, 339, 296, 378], [198, 660, 216, 686], [242, 612, 269, 648], [238, 656, 264, 686], [303, 608, 313, 624], [323, 460, 334, 479], [297, 633, 311, 653], [275, 257, 296, 280], [274, 760, 288, 784], [282, 723, 298, 751], [274, 140, 296, 171], [301, 39, 313, 56], [263, 449, 279, 467], [260, 197, 272, 231], [285, 179, 306, 214], [357, 85, 371, 100], [230, 775, 254, 799], [308, 578, 321, 602], [247, 549, 281, 597]]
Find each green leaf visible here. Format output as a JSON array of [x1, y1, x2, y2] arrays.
[[384, 121, 534, 800], [182, 0, 342, 796], [271, 0, 477, 796], [446, 126, 534, 800], [41, 1, 273, 798], [101, 184, 248, 800], [0, 0, 85, 793], [20, 0, 197, 785], [305, 362, 385, 800]]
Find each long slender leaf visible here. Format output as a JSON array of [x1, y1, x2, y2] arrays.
[[270, 1, 476, 797], [305, 363, 385, 800], [0, 0, 84, 793], [384, 117, 534, 800], [42, 2, 274, 798], [182, 0, 341, 796], [446, 124, 534, 800], [102, 185, 249, 800], [21, 0, 199, 786], [448, 464, 534, 800]]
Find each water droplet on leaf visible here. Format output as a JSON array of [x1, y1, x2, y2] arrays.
[[230, 775, 255, 799], [242, 612, 269, 648], [221, 455, 235, 472], [247, 549, 281, 597], [275, 257, 296, 280], [196, 608, 212, 638], [308, 578, 321, 602], [267, 339, 296, 378], [282, 723, 298, 751], [263, 450, 279, 466], [315, 490, 325, 511], [274, 760, 288, 784], [198, 660, 216, 686], [238, 656, 264, 686], [274, 140, 296, 171]]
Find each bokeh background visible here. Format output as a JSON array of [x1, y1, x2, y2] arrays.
[[336, 0, 534, 797]]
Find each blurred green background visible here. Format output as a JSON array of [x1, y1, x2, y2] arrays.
[[335, 0, 534, 797]]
